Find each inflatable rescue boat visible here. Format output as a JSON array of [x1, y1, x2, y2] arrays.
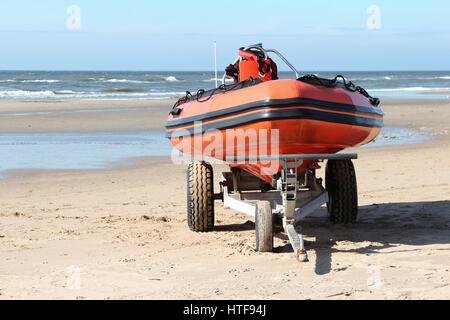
[[165, 44, 384, 184], [165, 44, 385, 257]]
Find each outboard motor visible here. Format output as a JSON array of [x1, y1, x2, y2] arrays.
[[226, 46, 278, 83]]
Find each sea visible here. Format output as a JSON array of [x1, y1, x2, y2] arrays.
[[0, 127, 428, 178], [0, 70, 443, 176], [0, 70, 449, 101]]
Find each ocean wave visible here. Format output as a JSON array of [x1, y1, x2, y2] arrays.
[[81, 77, 107, 82], [355, 75, 450, 81], [369, 87, 450, 92], [79, 77, 182, 83], [54, 90, 76, 95], [104, 76, 182, 83], [202, 78, 235, 83], [0, 90, 57, 98], [164, 76, 179, 82], [351, 76, 392, 81], [101, 88, 146, 93], [80, 78, 149, 83], [105, 79, 148, 84], [15, 75, 189, 84], [24, 79, 61, 83], [405, 76, 450, 80], [0, 79, 61, 83], [0, 89, 185, 100]]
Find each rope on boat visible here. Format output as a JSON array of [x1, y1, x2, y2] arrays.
[[170, 78, 261, 116], [170, 74, 380, 116], [298, 74, 381, 107]]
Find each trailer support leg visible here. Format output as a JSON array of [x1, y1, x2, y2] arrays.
[[285, 224, 308, 262], [278, 159, 310, 262]]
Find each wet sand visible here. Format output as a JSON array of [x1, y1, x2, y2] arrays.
[[0, 99, 173, 133], [0, 98, 449, 299]]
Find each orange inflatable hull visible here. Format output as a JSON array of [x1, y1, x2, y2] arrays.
[[166, 79, 384, 184]]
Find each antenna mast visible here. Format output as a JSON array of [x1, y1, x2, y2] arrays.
[[214, 41, 218, 88]]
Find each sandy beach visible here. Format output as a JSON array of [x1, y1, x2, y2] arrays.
[[0, 98, 449, 300]]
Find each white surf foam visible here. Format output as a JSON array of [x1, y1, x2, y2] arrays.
[[23, 79, 60, 83], [0, 79, 60, 83], [0, 89, 185, 100], [0, 90, 56, 98], [369, 87, 450, 92], [352, 76, 392, 81], [54, 90, 76, 95], [202, 78, 235, 83], [164, 76, 179, 82], [105, 79, 147, 84]]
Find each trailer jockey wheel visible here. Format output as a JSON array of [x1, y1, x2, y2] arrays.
[[255, 201, 274, 252], [325, 159, 358, 224], [187, 161, 215, 232]]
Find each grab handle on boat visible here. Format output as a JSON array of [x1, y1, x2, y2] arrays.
[[265, 48, 299, 79]]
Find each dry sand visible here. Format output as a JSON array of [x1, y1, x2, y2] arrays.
[[0, 98, 449, 300]]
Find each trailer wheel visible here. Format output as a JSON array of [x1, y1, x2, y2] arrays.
[[255, 201, 273, 252], [187, 161, 215, 232], [325, 159, 358, 224]]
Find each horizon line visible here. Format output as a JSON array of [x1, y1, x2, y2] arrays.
[[1, 69, 450, 73]]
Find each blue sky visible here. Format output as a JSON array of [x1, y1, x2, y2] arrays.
[[0, 0, 449, 71]]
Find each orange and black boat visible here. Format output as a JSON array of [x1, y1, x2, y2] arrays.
[[165, 44, 384, 257], [165, 44, 384, 184]]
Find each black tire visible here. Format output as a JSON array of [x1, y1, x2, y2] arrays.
[[325, 159, 358, 224], [255, 201, 273, 252], [187, 161, 215, 232]]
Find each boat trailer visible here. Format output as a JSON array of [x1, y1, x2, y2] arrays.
[[220, 153, 358, 262]]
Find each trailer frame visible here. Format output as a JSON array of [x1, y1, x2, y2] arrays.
[[221, 153, 358, 262]]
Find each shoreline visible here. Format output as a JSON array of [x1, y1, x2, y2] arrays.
[[1, 97, 448, 179], [0, 129, 436, 182]]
